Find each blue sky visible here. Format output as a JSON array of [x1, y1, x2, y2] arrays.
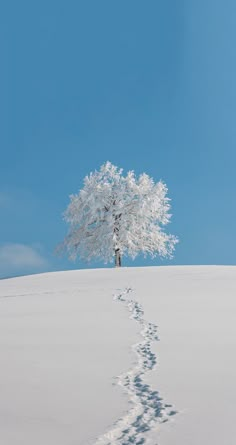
[[1, 1, 236, 277]]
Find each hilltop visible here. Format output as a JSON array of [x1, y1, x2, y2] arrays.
[[0, 266, 236, 445]]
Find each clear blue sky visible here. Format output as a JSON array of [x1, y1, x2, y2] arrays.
[[1, 1, 236, 277]]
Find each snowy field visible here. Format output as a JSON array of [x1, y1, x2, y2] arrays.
[[0, 266, 236, 444]]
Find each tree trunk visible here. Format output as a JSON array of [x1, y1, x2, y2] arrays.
[[115, 249, 121, 267]]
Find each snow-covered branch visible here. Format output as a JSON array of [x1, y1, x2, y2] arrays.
[[59, 162, 178, 266]]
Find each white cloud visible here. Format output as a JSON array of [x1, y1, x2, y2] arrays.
[[0, 244, 49, 278]]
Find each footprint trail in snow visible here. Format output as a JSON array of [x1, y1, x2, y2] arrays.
[[94, 288, 177, 445]]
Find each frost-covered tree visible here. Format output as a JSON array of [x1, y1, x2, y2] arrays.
[[59, 162, 178, 267]]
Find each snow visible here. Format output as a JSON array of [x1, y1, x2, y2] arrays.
[[0, 266, 236, 444]]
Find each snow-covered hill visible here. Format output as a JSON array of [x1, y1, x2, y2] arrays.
[[0, 266, 236, 445]]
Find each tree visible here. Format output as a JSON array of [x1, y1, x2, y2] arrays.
[[59, 162, 178, 267]]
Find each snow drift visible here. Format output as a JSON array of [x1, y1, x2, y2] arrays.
[[0, 266, 236, 445]]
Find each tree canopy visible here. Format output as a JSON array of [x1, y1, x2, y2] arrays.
[[59, 162, 178, 266]]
